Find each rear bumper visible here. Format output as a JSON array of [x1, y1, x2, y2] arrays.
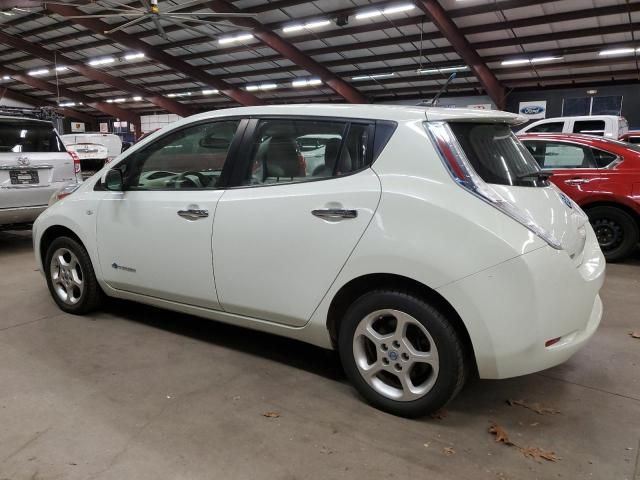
[[437, 226, 605, 379], [0, 205, 46, 227]]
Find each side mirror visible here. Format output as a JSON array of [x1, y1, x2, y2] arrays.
[[105, 168, 124, 191]]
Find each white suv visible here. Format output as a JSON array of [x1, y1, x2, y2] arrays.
[[1, 116, 80, 230], [33, 105, 605, 417]]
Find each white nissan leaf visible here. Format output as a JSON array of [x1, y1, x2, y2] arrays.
[[33, 105, 605, 417]]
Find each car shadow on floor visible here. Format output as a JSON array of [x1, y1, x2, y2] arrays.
[[0, 230, 34, 256], [103, 297, 347, 382]]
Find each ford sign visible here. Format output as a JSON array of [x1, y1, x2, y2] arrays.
[[520, 105, 545, 115]]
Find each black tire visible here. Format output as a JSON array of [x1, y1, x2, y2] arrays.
[[338, 290, 467, 418], [587, 206, 639, 262], [44, 236, 104, 314]]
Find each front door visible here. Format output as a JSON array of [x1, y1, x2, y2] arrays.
[[213, 118, 381, 327], [96, 119, 243, 309]]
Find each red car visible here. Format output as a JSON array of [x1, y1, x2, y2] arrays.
[[518, 133, 640, 261]]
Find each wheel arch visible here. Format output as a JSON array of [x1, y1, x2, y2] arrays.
[[39, 225, 85, 267], [326, 273, 477, 373], [581, 200, 640, 226]]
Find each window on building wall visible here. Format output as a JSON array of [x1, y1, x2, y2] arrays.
[[562, 95, 623, 116]]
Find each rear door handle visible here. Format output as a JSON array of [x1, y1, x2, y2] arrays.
[[311, 208, 358, 220], [177, 208, 209, 220], [565, 178, 590, 185]]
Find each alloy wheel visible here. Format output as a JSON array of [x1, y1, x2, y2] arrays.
[[50, 247, 84, 305], [352, 309, 439, 402]]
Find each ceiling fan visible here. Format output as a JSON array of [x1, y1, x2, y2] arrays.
[[2, 0, 258, 40]]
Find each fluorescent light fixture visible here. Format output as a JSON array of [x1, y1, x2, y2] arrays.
[[418, 65, 468, 74], [218, 33, 254, 44], [106, 99, 114, 103], [55, 66, 68, 72], [124, 52, 145, 60], [501, 56, 562, 66], [356, 3, 414, 19], [599, 47, 637, 56], [383, 4, 415, 14], [167, 92, 192, 97], [351, 72, 395, 81], [292, 78, 322, 87], [500, 58, 530, 66], [113, 98, 126, 103], [202, 89, 219, 95], [283, 19, 330, 33], [28, 68, 49, 76], [1, 11, 15, 16], [530, 56, 563, 63], [88, 57, 115, 66], [132, 96, 143, 101], [246, 83, 277, 91], [355, 10, 382, 19], [1, 75, 9, 80], [58, 102, 76, 107]]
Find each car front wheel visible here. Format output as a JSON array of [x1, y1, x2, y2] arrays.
[[44, 236, 103, 314], [338, 290, 467, 418]]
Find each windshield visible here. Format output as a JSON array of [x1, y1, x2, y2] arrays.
[[449, 123, 547, 187], [0, 121, 64, 153]]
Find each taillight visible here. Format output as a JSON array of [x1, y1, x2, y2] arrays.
[[48, 183, 81, 206], [69, 151, 81, 179], [545, 337, 562, 347], [425, 121, 562, 250]]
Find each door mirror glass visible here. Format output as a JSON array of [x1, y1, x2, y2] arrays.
[[105, 168, 124, 191]]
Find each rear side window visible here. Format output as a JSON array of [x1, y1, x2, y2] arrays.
[[0, 121, 63, 153], [591, 149, 618, 168], [573, 120, 606, 136], [527, 121, 564, 133], [242, 119, 372, 186], [523, 141, 595, 168], [449, 123, 545, 187]]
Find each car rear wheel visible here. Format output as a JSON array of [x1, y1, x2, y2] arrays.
[[338, 290, 467, 418], [44, 236, 103, 314], [587, 206, 639, 262]]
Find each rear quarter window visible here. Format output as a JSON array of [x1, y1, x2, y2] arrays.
[[449, 123, 546, 187]]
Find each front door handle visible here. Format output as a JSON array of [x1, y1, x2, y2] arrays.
[[177, 208, 209, 220], [565, 178, 591, 185], [312, 208, 358, 220]]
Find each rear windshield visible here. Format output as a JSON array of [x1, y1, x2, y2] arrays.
[[449, 123, 547, 187], [0, 121, 64, 153]]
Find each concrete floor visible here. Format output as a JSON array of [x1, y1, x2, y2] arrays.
[[0, 231, 638, 480]]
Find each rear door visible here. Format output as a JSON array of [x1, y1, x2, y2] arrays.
[[0, 119, 74, 208], [212, 117, 382, 327], [521, 139, 604, 204]]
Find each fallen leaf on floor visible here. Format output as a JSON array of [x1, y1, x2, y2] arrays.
[[423, 442, 430, 448], [507, 399, 560, 415], [629, 331, 640, 339], [430, 409, 448, 420], [489, 422, 513, 445], [443, 447, 455, 456], [320, 445, 334, 455], [262, 411, 280, 418], [519, 446, 560, 462]]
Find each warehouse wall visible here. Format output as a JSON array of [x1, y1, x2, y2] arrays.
[[505, 83, 640, 129]]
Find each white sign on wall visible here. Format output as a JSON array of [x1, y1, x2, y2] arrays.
[[518, 101, 547, 119], [70, 122, 85, 132], [99, 122, 109, 133], [467, 104, 492, 110]]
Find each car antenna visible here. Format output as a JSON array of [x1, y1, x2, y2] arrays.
[[416, 72, 457, 107]]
